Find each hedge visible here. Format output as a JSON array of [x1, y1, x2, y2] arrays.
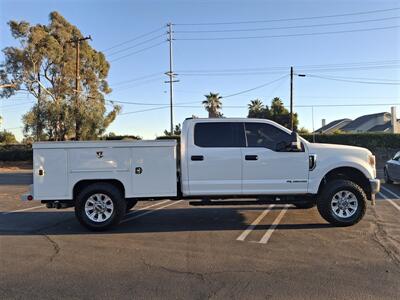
[[1, 133, 398, 161], [301, 133, 400, 153], [158, 133, 400, 151], [0, 144, 32, 161]]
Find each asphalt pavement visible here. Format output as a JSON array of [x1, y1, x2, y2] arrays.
[[0, 172, 399, 299]]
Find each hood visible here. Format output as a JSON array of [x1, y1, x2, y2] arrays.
[[307, 142, 372, 158]]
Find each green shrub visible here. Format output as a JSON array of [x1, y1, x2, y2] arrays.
[[0, 144, 32, 161], [301, 133, 400, 152]]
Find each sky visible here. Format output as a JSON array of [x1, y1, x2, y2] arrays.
[[0, 0, 399, 140]]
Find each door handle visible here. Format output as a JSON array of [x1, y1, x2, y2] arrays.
[[191, 155, 204, 161], [245, 155, 258, 161]]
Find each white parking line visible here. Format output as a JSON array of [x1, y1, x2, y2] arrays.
[[379, 187, 400, 212], [2, 205, 45, 215], [125, 200, 171, 216], [122, 200, 183, 223], [237, 205, 275, 241], [258, 205, 289, 244]]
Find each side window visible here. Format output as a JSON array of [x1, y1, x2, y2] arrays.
[[245, 122, 291, 151], [393, 152, 400, 161], [194, 122, 245, 148]]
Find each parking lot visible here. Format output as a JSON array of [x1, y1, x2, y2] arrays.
[[0, 171, 399, 299]]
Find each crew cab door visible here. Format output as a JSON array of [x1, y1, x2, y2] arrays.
[[186, 122, 245, 195], [241, 122, 309, 194]]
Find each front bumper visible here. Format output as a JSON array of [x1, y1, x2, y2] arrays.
[[369, 179, 381, 195]]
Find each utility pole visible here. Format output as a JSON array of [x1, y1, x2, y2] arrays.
[[37, 72, 41, 141], [289, 66, 306, 131], [165, 23, 179, 134], [67, 35, 91, 140], [290, 66, 293, 131]]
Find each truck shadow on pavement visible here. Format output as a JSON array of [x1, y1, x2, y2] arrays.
[[0, 206, 333, 236]]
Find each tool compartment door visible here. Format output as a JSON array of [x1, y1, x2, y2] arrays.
[[34, 148, 68, 200], [131, 146, 177, 197]]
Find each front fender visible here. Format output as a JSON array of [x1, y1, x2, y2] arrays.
[[308, 157, 374, 194]]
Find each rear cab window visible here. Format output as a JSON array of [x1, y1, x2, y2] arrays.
[[194, 122, 245, 147]]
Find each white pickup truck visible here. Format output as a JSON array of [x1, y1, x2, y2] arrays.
[[23, 118, 380, 231]]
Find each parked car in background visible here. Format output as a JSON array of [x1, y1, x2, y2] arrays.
[[384, 151, 400, 184]]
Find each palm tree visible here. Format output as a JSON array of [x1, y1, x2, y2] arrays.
[[202, 92, 222, 118], [248, 99, 264, 114]]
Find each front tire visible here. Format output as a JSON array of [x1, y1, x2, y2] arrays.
[[317, 179, 366, 227], [75, 183, 126, 231]]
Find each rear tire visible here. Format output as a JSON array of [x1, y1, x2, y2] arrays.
[[384, 168, 393, 184], [75, 183, 126, 231], [317, 179, 366, 227]]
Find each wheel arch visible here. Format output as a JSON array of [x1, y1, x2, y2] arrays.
[[318, 167, 371, 200], [72, 179, 126, 200]]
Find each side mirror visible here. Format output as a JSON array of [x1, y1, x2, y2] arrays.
[[276, 131, 301, 152], [290, 131, 302, 151]]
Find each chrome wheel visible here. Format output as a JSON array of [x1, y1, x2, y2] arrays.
[[331, 190, 358, 218], [84, 193, 114, 222]]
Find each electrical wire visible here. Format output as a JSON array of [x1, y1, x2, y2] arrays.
[[111, 72, 164, 87], [107, 33, 166, 57], [109, 41, 166, 63], [119, 105, 170, 116], [173, 7, 400, 26], [223, 74, 289, 98], [175, 25, 400, 41], [305, 74, 400, 85], [175, 16, 400, 33], [177, 59, 400, 73], [102, 26, 166, 52]]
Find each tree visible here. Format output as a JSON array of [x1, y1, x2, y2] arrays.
[[0, 130, 17, 144], [202, 92, 223, 118], [247, 99, 270, 119], [246, 97, 299, 130], [297, 127, 310, 134], [269, 97, 299, 130], [0, 12, 120, 141], [164, 123, 181, 136]]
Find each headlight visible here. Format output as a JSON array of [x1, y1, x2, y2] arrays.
[[368, 154, 376, 167]]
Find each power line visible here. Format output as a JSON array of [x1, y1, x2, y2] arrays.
[[102, 26, 166, 52], [119, 106, 170, 116], [173, 7, 400, 26], [107, 33, 166, 57], [174, 25, 400, 41], [175, 16, 400, 33], [305, 74, 400, 85], [177, 59, 400, 73], [304, 74, 400, 82], [111, 77, 164, 92], [223, 74, 289, 98], [111, 72, 164, 87], [109, 41, 166, 63]]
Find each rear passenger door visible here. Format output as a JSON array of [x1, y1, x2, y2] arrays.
[[187, 122, 244, 196]]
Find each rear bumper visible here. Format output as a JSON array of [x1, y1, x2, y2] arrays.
[[369, 179, 380, 195]]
